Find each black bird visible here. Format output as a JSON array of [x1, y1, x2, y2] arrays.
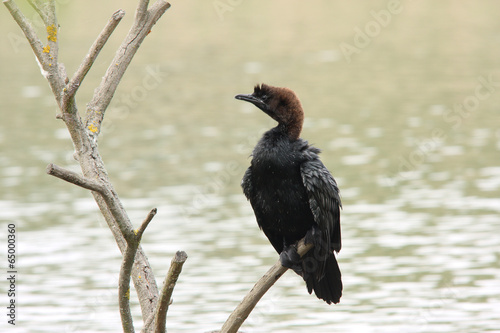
[[236, 83, 342, 304]]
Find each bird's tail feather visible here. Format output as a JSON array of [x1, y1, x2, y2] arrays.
[[302, 251, 342, 304]]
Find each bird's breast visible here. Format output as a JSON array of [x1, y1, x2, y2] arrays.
[[249, 155, 313, 236]]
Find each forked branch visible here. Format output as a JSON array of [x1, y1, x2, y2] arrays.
[[4, 0, 47, 70], [63, 9, 126, 106], [4, 0, 175, 332], [119, 208, 158, 333], [85, 0, 171, 138]]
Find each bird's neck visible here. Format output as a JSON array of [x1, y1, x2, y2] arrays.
[[278, 121, 302, 141], [253, 128, 303, 170]]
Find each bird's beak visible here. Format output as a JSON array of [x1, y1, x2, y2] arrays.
[[235, 94, 267, 112]]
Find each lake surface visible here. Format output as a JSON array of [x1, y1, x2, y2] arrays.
[[1, 1, 499, 332]]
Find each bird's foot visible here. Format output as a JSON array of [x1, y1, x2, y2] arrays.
[[280, 245, 302, 273]]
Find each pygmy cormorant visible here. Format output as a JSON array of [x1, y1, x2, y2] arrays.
[[236, 83, 343, 304]]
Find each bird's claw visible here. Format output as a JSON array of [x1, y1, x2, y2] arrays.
[[280, 245, 302, 273]]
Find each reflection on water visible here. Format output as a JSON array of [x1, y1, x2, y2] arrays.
[[1, 1, 500, 332], [7, 195, 500, 332]]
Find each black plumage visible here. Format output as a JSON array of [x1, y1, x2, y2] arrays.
[[236, 83, 343, 304]]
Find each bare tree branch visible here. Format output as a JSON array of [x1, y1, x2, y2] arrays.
[[64, 9, 125, 106], [27, 0, 49, 26], [44, 0, 59, 66], [120, 244, 139, 333], [6, 0, 173, 328], [154, 251, 188, 333], [46, 163, 106, 193], [85, 0, 171, 138], [7, 1, 191, 331], [119, 208, 157, 333], [138, 208, 158, 239], [46, 162, 135, 243], [4, 0, 66, 107], [220, 239, 314, 333], [4, 0, 47, 69], [76, 1, 171, 323], [136, 0, 150, 22]]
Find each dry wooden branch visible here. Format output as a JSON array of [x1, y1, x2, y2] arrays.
[[4, 0, 66, 107], [120, 244, 139, 333], [85, 0, 171, 138], [27, 0, 49, 26], [136, 0, 150, 22], [64, 9, 125, 106], [4, 0, 47, 72], [138, 208, 158, 238], [118, 208, 157, 333], [4, 1, 173, 331], [154, 251, 188, 333], [220, 239, 314, 333], [43, 0, 58, 67], [46, 163, 106, 193]]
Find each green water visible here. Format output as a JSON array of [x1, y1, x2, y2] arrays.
[[1, 1, 499, 332]]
